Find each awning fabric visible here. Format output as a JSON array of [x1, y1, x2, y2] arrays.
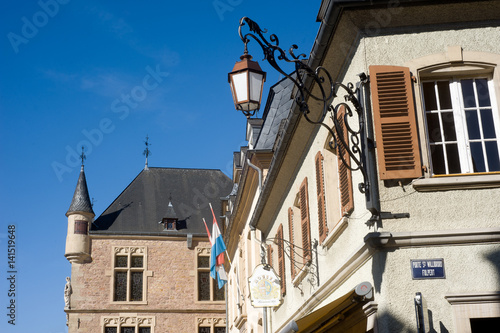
[[293, 282, 373, 333]]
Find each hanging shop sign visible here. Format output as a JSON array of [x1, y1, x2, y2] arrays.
[[248, 264, 282, 307], [411, 258, 445, 279]]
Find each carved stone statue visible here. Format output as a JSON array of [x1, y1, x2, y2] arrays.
[[64, 277, 72, 310]]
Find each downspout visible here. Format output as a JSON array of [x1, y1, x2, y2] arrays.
[[247, 158, 262, 232], [247, 158, 262, 191]]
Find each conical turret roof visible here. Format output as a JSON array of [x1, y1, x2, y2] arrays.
[[66, 166, 95, 217]]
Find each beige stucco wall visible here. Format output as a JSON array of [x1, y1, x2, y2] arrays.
[[266, 25, 500, 332]]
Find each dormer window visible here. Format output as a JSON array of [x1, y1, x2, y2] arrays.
[[163, 218, 176, 230]]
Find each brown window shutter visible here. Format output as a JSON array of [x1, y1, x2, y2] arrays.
[[288, 207, 296, 280], [315, 151, 328, 243], [370, 65, 422, 180], [300, 178, 312, 264], [276, 224, 286, 296], [336, 105, 354, 216]]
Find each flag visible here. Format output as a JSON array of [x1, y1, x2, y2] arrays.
[[203, 203, 227, 289]]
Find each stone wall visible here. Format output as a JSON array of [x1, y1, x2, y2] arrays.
[[67, 236, 226, 332]]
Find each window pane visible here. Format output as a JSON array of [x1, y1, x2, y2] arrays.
[[213, 281, 225, 301], [466, 110, 480, 140], [441, 111, 457, 141], [121, 328, 134, 333], [485, 141, 500, 172], [430, 145, 445, 175], [105, 328, 118, 333], [198, 272, 211, 301], [470, 317, 500, 332], [446, 144, 461, 174], [437, 81, 452, 109], [481, 109, 496, 139], [130, 272, 143, 301], [198, 256, 210, 268], [461, 79, 476, 108], [199, 327, 211, 333], [131, 256, 143, 268], [215, 327, 226, 333], [116, 256, 128, 268], [139, 328, 151, 333], [476, 79, 491, 107], [422, 82, 437, 110], [114, 272, 127, 301], [471, 142, 486, 172], [426, 113, 441, 142]]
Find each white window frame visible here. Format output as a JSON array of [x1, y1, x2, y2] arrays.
[[422, 77, 500, 175], [445, 292, 500, 333], [406, 47, 500, 191]]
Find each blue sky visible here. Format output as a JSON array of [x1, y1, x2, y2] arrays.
[[0, 1, 320, 331]]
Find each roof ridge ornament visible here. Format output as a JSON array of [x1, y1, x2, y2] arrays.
[[143, 135, 152, 170], [80, 146, 86, 169]]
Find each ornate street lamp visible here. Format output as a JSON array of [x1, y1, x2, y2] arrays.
[[228, 43, 267, 117], [228, 17, 370, 194]]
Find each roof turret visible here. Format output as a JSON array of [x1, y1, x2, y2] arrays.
[[66, 165, 95, 217], [164, 200, 178, 220]]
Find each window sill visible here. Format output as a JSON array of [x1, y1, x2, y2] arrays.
[[292, 263, 310, 288], [195, 300, 226, 305], [322, 216, 349, 249], [412, 174, 500, 192], [111, 300, 148, 305]]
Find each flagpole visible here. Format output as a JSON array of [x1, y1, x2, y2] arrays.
[[207, 203, 245, 307]]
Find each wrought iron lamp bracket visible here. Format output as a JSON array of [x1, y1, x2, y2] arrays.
[[265, 237, 320, 288], [238, 17, 369, 193]]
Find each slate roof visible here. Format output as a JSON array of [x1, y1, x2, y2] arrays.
[[66, 166, 95, 216], [254, 75, 295, 150], [91, 167, 233, 236]]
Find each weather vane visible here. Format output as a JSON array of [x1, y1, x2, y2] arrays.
[[143, 135, 152, 169], [80, 146, 86, 167]]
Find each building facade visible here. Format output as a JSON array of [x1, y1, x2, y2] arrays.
[[225, 1, 500, 332], [64, 166, 233, 332]]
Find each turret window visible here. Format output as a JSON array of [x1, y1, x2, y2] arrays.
[[74, 220, 88, 235]]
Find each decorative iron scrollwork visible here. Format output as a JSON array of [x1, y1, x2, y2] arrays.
[[264, 237, 319, 289], [238, 17, 369, 193]]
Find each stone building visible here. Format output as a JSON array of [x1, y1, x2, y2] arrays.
[[64, 165, 233, 332], [225, 1, 500, 332]]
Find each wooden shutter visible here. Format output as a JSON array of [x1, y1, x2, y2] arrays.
[[315, 152, 328, 243], [336, 105, 354, 216], [370, 65, 422, 180], [288, 208, 296, 280], [300, 178, 312, 264], [276, 224, 286, 296]]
